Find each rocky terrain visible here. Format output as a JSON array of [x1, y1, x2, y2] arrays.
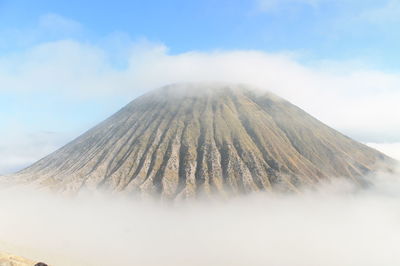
[[5, 83, 395, 199]]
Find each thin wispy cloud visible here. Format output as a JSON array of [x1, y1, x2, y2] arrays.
[[359, 0, 400, 23], [1, 38, 400, 137], [0, 13, 84, 51], [38, 13, 83, 35], [255, 0, 321, 11], [255, 0, 400, 37]]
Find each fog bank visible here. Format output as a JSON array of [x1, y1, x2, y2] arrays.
[[1, 168, 400, 266]]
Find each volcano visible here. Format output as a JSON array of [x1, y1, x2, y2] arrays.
[[7, 83, 394, 199]]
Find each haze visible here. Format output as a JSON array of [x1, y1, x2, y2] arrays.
[[1, 164, 399, 266], [1, 0, 400, 265], [1, 141, 399, 266]]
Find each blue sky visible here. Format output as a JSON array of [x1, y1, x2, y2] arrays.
[[1, 0, 400, 173], [2, 0, 400, 66]]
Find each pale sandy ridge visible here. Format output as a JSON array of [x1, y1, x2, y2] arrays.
[[0, 251, 36, 266]]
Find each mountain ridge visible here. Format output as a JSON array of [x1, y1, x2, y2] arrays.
[[4, 83, 395, 199]]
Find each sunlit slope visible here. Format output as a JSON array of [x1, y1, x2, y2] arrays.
[[10, 83, 394, 198], [0, 251, 37, 266]]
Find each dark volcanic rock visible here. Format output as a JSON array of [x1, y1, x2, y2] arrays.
[[7, 83, 395, 199]]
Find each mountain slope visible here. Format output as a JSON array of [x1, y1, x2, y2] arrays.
[[7, 83, 394, 198]]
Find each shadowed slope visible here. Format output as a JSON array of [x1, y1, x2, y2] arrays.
[[7, 83, 394, 199]]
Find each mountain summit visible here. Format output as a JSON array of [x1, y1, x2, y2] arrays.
[[8, 83, 394, 198]]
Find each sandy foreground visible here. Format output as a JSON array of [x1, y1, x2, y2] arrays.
[[0, 240, 80, 266], [0, 241, 53, 266], [0, 251, 36, 266]]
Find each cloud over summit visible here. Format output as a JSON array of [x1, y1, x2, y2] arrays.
[[0, 14, 400, 174], [1, 36, 400, 136]]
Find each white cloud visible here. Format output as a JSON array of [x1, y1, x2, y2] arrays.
[[0, 40, 117, 97], [1, 40, 400, 132], [1, 173, 400, 265], [122, 45, 400, 142]]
